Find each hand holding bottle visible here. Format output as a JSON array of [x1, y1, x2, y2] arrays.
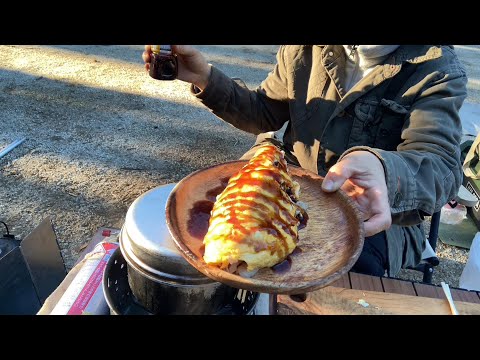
[[143, 45, 211, 90]]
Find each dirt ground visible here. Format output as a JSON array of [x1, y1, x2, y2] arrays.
[[1, 45, 479, 287]]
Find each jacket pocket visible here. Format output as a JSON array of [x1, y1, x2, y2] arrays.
[[373, 99, 410, 151], [347, 99, 380, 148]]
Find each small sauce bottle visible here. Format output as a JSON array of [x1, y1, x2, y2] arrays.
[[149, 45, 178, 81]]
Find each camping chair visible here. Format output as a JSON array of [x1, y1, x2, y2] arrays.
[[413, 185, 478, 284], [414, 134, 479, 283]]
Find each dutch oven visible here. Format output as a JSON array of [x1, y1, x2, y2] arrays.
[[116, 183, 258, 315]]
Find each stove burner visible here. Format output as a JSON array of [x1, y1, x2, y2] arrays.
[[103, 247, 259, 315]]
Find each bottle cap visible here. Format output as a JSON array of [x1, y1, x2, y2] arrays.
[[151, 45, 172, 55]]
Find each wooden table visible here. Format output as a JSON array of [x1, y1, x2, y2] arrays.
[[274, 272, 480, 315]]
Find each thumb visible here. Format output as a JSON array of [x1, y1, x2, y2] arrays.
[[322, 160, 355, 192]]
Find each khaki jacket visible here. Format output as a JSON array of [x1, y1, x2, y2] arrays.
[[193, 45, 468, 275]]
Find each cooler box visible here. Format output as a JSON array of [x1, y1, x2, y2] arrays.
[[464, 177, 480, 231]]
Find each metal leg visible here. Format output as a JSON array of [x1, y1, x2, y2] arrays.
[[428, 211, 441, 252], [422, 210, 441, 284], [422, 263, 434, 283]]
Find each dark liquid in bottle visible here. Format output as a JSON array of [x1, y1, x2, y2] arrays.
[[149, 53, 178, 81]]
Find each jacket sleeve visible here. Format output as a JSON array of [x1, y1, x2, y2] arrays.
[[191, 46, 291, 135], [342, 67, 468, 226]]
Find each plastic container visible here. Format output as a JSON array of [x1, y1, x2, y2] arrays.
[[440, 203, 467, 225]]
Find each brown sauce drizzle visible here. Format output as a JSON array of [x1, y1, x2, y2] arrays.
[[290, 247, 303, 256], [196, 144, 308, 271], [205, 176, 230, 202], [205, 187, 224, 202], [296, 209, 309, 230], [188, 200, 214, 239], [271, 247, 302, 274], [272, 257, 292, 274]]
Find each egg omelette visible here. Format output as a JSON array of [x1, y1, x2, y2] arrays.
[[202, 143, 307, 275]]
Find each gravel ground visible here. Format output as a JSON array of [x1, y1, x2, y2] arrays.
[[0, 45, 478, 288]]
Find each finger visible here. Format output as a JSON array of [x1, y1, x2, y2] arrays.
[[322, 160, 356, 192], [340, 180, 363, 198], [172, 45, 197, 56], [142, 50, 151, 63], [363, 213, 392, 237]]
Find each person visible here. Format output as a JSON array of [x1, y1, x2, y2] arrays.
[[142, 45, 468, 278]]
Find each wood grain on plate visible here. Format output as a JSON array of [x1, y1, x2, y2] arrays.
[[166, 160, 364, 295]]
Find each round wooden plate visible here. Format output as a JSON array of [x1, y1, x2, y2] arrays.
[[165, 160, 364, 295]]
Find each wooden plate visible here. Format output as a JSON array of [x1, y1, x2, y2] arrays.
[[165, 160, 364, 295]]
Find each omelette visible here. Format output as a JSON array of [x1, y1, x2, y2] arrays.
[[202, 143, 307, 276]]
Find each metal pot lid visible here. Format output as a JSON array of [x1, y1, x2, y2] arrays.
[[120, 183, 212, 283]]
